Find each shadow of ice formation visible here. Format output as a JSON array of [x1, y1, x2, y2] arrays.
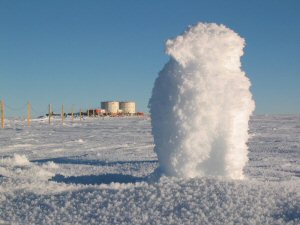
[[32, 157, 158, 167], [37, 157, 159, 185], [50, 174, 146, 185]]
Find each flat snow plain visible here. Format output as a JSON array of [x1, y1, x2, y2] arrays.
[[0, 115, 299, 224]]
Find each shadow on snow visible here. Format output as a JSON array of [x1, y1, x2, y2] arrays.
[[34, 157, 159, 185], [32, 157, 158, 167], [50, 174, 146, 185]]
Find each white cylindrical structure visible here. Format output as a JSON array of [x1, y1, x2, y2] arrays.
[[101, 101, 119, 114], [120, 101, 136, 114]]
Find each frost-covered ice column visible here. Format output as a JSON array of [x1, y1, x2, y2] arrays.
[[149, 23, 255, 179]]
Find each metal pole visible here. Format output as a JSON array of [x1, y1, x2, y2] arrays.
[[80, 108, 82, 121]]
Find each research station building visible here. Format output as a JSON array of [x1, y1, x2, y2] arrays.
[[119, 101, 136, 114], [101, 101, 136, 114]]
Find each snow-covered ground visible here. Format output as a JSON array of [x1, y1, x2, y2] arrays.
[[0, 115, 299, 224]]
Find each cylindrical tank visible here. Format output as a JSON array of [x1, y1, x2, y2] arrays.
[[119, 101, 136, 114], [101, 101, 119, 114]]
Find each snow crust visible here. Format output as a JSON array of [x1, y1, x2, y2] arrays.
[[0, 115, 299, 224], [149, 23, 255, 179]]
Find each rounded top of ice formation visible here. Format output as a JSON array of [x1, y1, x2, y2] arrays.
[[165, 23, 245, 69]]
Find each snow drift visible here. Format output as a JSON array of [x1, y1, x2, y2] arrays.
[[149, 23, 255, 179]]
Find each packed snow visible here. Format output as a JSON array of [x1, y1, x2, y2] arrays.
[[0, 115, 299, 224], [149, 23, 255, 179]]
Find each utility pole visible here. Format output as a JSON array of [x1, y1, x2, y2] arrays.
[[1, 99, 4, 129], [80, 108, 82, 121], [27, 101, 30, 127]]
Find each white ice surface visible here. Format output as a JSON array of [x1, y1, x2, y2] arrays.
[[0, 115, 299, 224]]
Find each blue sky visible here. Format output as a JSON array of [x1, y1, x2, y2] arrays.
[[0, 0, 299, 117]]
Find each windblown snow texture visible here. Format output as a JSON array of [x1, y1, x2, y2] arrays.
[[0, 116, 299, 224], [149, 23, 255, 179]]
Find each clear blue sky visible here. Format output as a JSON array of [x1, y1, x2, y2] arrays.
[[0, 0, 299, 117]]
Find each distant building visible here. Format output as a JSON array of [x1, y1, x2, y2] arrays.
[[101, 101, 136, 114], [95, 109, 105, 114], [87, 109, 105, 116], [101, 101, 119, 114], [119, 101, 136, 114]]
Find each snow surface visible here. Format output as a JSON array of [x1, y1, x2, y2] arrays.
[[0, 115, 299, 224], [149, 23, 255, 179]]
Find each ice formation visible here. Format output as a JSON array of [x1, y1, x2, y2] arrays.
[[149, 23, 255, 179]]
